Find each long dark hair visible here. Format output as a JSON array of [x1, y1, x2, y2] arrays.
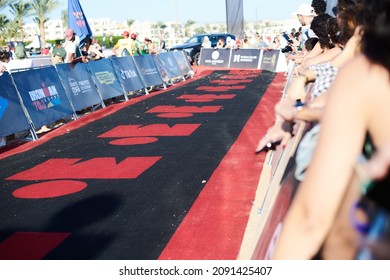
[[311, 13, 339, 49], [361, 0, 390, 73], [337, 0, 365, 46]]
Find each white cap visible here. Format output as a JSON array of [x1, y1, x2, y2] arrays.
[[293, 3, 314, 16]]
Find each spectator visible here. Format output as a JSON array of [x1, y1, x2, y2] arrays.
[[242, 38, 250, 48], [129, 33, 141, 56], [257, 35, 268, 50], [326, 0, 339, 17], [92, 38, 103, 53], [113, 31, 132, 57], [294, 3, 316, 47], [144, 37, 158, 54], [235, 37, 243, 49], [269, 36, 281, 50], [201, 36, 211, 48], [271, 0, 389, 260], [7, 43, 32, 72], [304, 37, 319, 53], [4, 44, 13, 60], [63, 29, 87, 63], [82, 37, 105, 61], [215, 38, 225, 48], [109, 35, 113, 48], [311, 0, 327, 16], [0, 48, 9, 74], [41, 47, 50, 55], [159, 34, 166, 51], [300, 14, 342, 70], [256, 1, 363, 152], [225, 36, 236, 49]]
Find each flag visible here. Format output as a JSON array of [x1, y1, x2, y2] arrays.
[[68, 0, 93, 45], [225, 0, 244, 39]]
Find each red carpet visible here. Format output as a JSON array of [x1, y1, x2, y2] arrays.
[[0, 70, 284, 259]]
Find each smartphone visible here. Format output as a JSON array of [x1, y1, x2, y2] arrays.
[[282, 33, 293, 44]]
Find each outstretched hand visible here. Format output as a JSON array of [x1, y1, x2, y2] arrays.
[[255, 123, 292, 153]]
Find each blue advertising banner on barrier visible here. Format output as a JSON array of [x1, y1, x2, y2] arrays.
[[260, 49, 280, 72], [133, 55, 164, 87], [87, 59, 125, 100], [153, 55, 171, 84], [156, 52, 182, 79], [56, 63, 103, 111], [0, 73, 30, 136], [110, 57, 145, 93], [229, 48, 261, 69], [12, 66, 74, 129], [199, 48, 231, 68], [171, 51, 192, 77]]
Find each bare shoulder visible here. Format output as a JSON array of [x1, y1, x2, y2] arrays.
[[337, 56, 388, 92], [341, 55, 388, 79]]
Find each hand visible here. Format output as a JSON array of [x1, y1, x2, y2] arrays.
[[255, 123, 292, 153], [275, 98, 297, 122]]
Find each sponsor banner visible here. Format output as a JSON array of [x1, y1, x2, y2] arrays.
[[56, 63, 103, 111], [133, 55, 164, 87], [171, 51, 192, 77], [0, 72, 30, 137], [229, 48, 261, 69], [87, 59, 125, 100], [156, 52, 182, 79], [260, 49, 280, 72], [153, 55, 171, 84], [110, 57, 145, 92], [199, 48, 231, 68], [11, 66, 74, 129]]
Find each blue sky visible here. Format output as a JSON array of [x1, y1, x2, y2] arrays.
[[51, 0, 306, 23]]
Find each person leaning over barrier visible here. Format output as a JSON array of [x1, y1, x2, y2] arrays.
[[64, 29, 88, 64], [256, 0, 363, 153], [144, 38, 158, 55], [82, 37, 105, 61], [271, 0, 390, 259]]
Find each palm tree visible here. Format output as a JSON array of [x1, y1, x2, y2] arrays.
[[60, 8, 67, 30], [184, 19, 195, 37], [0, 0, 16, 11], [5, 19, 18, 40], [31, 0, 58, 46], [0, 14, 10, 33], [9, 0, 32, 40]]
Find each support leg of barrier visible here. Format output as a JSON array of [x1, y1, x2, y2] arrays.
[[29, 128, 38, 141]]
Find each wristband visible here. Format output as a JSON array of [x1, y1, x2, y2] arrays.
[[295, 99, 305, 111]]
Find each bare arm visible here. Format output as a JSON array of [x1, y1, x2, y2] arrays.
[[272, 56, 371, 259]]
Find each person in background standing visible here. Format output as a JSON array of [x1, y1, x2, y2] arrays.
[[159, 34, 166, 52], [113, 31, 132, 57]]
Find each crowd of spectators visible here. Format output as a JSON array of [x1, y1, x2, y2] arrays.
[[254, 0, 390, 260]]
